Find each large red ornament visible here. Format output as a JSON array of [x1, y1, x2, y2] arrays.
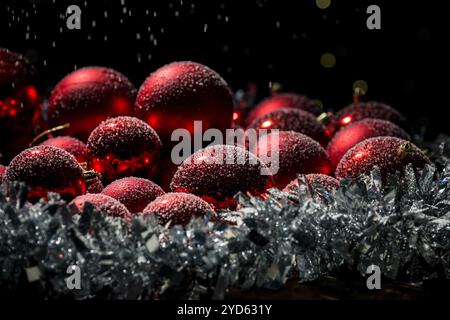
[[246, 93, 321, 126], [247, 108, 329, 146], [87, 116, 162, 184], [143, 192, 214, 226], [40, 136, 90, 164], [252, 131, 332, 190], [335, 137, 430, 181], [283, 174, 339, 193], [329, 101, 407, 134], [134, 61, 234, 148], [170, 144, 273, 209], [5, 145, 85, 201], [327, 119, 410, 171], [0, 48, 41, 162], [70, 193, 132, 221], [102, 177, 165, 213], [47, 66, 136, 140]]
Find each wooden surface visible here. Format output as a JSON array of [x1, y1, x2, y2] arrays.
[[230, 275, 448, 300]]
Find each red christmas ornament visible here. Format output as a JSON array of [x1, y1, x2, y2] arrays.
[[102, 177, 165, 213], [327, 119, 410, 171], [134, 61, 234, 148], [335, 137, 430, 181], [252, 131, 332, 190], [283, 174, 339, 193], [143, 192, 214, 226], [0, 164, 6, 183], [47, 66, 136, 140], [87, 116, 162, 184], [330, 101, 407, 134], [170, 144, 273, 209], [0, 48, 41, 162], [40, 136, 90, 164], [246, 93, 321, 126], [247, 108, 329, 146], [70, 193, 132, 220], [5, 145, 85, 201]]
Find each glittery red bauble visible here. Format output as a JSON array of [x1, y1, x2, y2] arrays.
[[5, 146, 85, 201], [0, 164, 6, 183], [40, 136, 90, 164], [134, 61, 234, 147], [143, 192, 214, 226], [329, 101, 407, 134], [170, 144, 273, 209], [327, 119, 410, 171], [87, 116, 162, 184], [70, 193, 132, 220], [102, 177, 165, 213], [0, 48, 41, 162], [252, 131, 332, 190], [47, 66, 136, 140], [283, 174, 339, 193], [246, 93, 321, 126], [247, 108, 329, 146], [335, 137, 430, 181]]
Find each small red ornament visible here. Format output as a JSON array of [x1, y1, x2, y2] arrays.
[[246, 93, 321, 126], [170, 144, 273, 209], [252, 131, 332, 190], [40, 136, 90, 164], [47, 66, 136, 140], [329, 101, 407, 134], [143, 192, 214, 226], [70, 193, 132, 220], [0, 164, 6, 183], [335, 137, 430, 180], [87, 116, 162, 184], [283, 174, 339, 193], [134, 61, 234, 147], [5, 145, 85, 201], [247, 108, 329, 146], [327, 119, 410, 171], [102, 177, 165, 213], [0, 48, 41, 162]]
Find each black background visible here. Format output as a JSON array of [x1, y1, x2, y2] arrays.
[[1, 0, 448, 136]]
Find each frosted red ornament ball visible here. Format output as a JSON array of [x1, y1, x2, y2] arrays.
[[102, 177, 165, 213], [1, 48, 41, 162], [170, 144, 273, 209], [327, 119, 410, 170], [40, 136, 90, 164], [335, 136, 430, 180], [246, 93, 321, 126], [252, 131, 332, 190], [87, 116, 162, 184], [70, 193, 132, 221], [143, 192, 214, 226], [5, 145, 85, 201], [329, 101, 407, 134], [47, 66, 136, 140], [248, 108, 329, 146], [134, 61, 234, 147]]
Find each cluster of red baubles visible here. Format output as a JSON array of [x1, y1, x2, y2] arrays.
[[1, 47, 431, 227]]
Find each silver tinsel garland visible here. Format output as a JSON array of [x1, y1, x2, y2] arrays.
[[1, 136, 450, 299]]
